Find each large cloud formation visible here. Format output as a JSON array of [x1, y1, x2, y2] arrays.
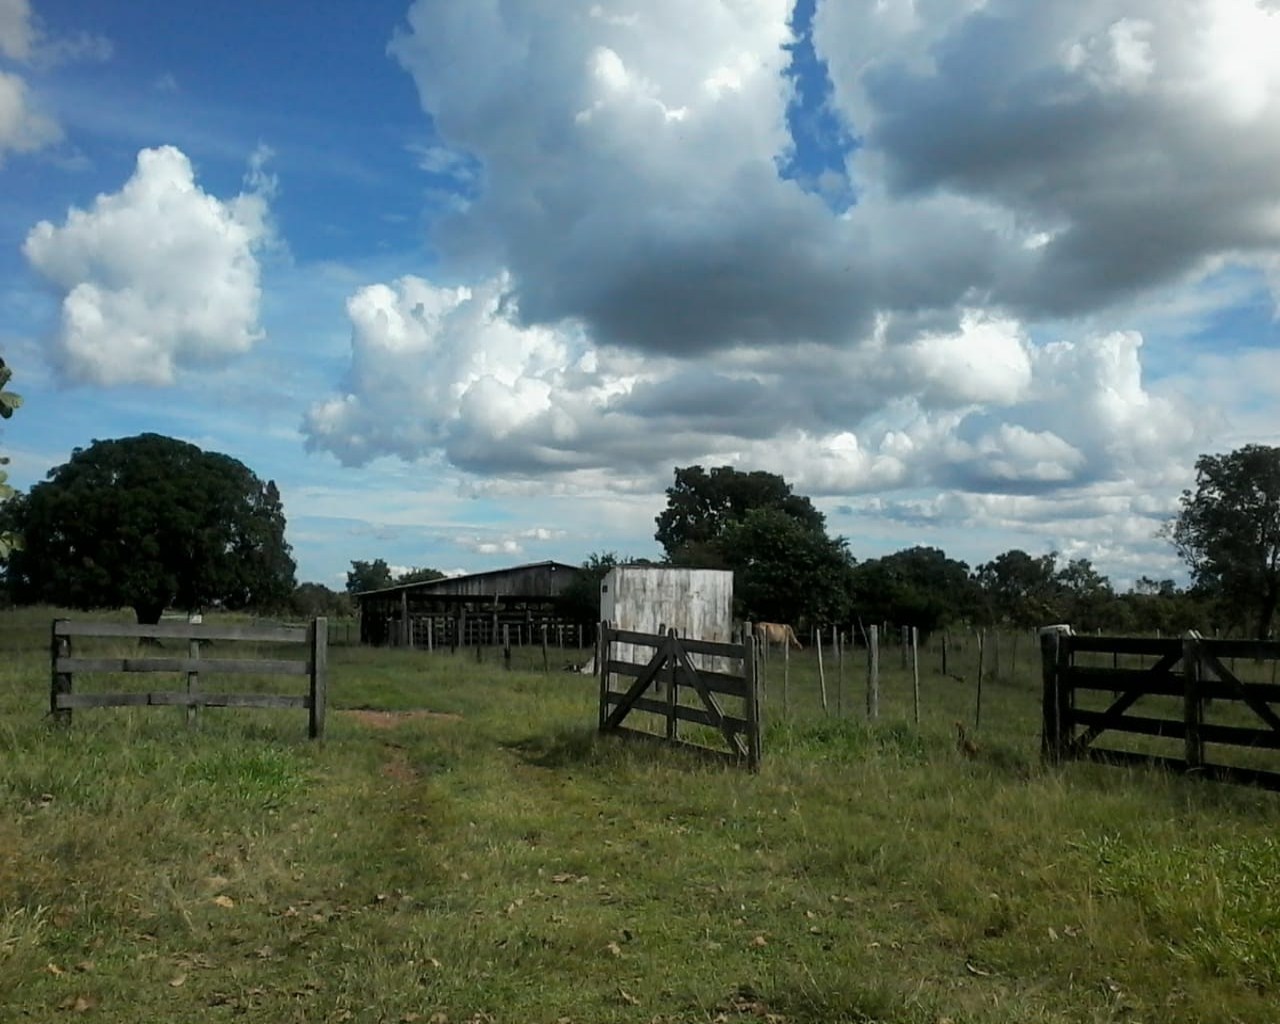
[[24, 145, 274, 385], [306, 0, 1280, 571]]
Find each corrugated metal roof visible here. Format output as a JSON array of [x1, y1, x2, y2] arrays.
[[353, 559, 580, 598]]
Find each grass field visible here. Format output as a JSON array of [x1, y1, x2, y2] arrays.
[[4, 607, 1280, 1023]]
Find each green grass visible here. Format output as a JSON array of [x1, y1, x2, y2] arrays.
[[4, 606, 1280, 1022]]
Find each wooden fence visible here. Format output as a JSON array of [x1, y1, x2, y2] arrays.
[[1041, 632, 1280, 789], [597, 623, 761, 771], [50, 617, 328, 739]]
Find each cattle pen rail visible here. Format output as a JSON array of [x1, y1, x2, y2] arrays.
[[50, 617, 328, 739], [597, 622, 761, 771], [1041, 631, 1280, 790]]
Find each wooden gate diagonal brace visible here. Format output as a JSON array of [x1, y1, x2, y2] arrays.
[[1200, 648, 1280, 736], [1068, 649, 1183, 756], [671, 636, 749, 759], [601, 643, 669, 731]]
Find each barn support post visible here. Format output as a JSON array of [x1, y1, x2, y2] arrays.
[[1183, 635, 1204, 771], [401, 591, 410, 648], [50, 619, 72, 727], [541, 623, 549, 673], [308, 617, 328, 740], [1040, 631, 1065, 763], [867, 625, 879, 721], [503, 625, 512, 670]]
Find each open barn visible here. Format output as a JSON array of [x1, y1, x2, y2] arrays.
[[355, 560, 585, 649]]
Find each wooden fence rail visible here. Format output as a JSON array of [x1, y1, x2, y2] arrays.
[[598, 622, 761, 771], [50, 617, 328, 739], [1041, 631, 1280, 790]]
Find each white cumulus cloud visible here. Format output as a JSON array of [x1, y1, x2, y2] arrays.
[[23, 145, 275, 385]]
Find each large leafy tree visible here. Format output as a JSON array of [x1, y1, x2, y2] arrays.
[[850, 546, 975, 636], [1170, 444, 1280, 639], [721, 507, 854, 626], [5, 433, 296, 623], [974, 549, 1063, 627], [655, 465, 825, 563], [346, 559, 395, 594]]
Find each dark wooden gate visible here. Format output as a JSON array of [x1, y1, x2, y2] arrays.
[[597, 623, 761, 771], [1042, 632, 1280, 789]]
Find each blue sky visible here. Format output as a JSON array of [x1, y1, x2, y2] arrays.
[[3, 0, 1279, 590]]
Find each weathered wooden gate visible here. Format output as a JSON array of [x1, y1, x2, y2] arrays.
[[597, 623, 761, 771], [1042, 632, 1280, 789]]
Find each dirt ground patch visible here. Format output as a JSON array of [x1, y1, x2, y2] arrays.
[[339, 708, 462, 729]]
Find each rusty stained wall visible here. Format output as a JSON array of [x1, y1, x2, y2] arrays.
[[600, 567, 735, 668]]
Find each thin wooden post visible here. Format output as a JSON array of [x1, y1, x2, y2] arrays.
[[992, 630, 1001, 680], [541, 623, 549, 673], [50, 619, 72, 727], [666, 630, 678, 742], [975, 629, 985, 730], [744, 630, 761, 772], [817, 627, 828, 713], [426, 617, 434, 652], [941, 631, 948, 676], [867, 625, 879, 721], [401, 592, 410, 648], [187, 612, 202, 728], [597, 622, 610, 730], [836, 626, 844, 717], [1040, 631, 1064, 762], [503, 624, 512, 670], [309, 617, 328, 740], [911, 626, 920, 725], [1183, 635, 1204, 772], [1010, 630, 1018, 680], [783, 636, 790, 717]]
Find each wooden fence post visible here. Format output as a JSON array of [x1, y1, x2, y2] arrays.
[[309, 617, 328, 740], [50, 619, 72, 727], [783, 635, 790, 717], [817, 628, 828, 713], [666, 629, 678, 741], [867, 625, 879, 721], [187, 612, 202, 729], [1183, 634, 1204, 772], [836, 626, 844, 717], [911, 626, 920, 725], [1040, 631, 1063, 763], [503, 624, 512, 670], [744, 630, 761, 772], [541, 623, 549, 674], [975, 629, 986, 728], [597, 622, 610, 731]]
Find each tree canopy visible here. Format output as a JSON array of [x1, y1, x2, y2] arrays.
[[346, 559, 395, 594], [850, 546, 974, 636], [4, 433, 296, 623], [655, 465, 825, 563], [1170, 444, 1280, 639]]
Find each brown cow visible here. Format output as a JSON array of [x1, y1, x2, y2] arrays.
[[753, 622, 803, 650]]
